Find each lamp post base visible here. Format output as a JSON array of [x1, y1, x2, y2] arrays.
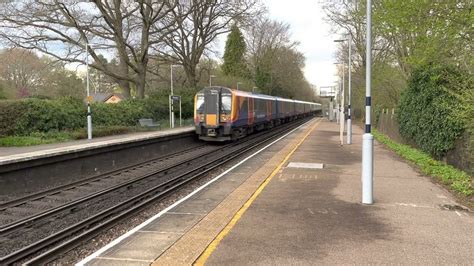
[[362, 133, 373, 204]]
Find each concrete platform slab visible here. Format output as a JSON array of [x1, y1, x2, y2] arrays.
[[203, 120, 473, 265]]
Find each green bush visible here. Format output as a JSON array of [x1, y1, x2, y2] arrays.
[[0, 94, 192, 137], [397, 63, 470, 158]]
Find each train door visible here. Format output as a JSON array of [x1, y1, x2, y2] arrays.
[[248, 97, 254, 125], [204, 89, 219, 127]]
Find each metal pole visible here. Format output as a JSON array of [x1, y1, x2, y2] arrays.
[[170, 65, 174, 128], [179, 98, 182, 127], [340, 62, 345, 145], [329, 97, 334, 121], [86, 42, 92, 140], [347, 35, 352, 144], [362, 0, 374, 204]]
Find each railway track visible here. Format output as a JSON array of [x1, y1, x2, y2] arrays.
[[0, 117, 314, 265]]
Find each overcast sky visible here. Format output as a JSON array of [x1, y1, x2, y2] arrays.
[[261, 0, 338, 88]]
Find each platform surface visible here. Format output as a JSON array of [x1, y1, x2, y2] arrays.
[[0, 126, 193, 165], [78, 119, 473, 265]]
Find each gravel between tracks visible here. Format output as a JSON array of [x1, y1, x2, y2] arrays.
[[54, 157, 244, 265]]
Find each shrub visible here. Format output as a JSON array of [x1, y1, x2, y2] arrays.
[[397, 63, 470, 159], [0, 95, 189, 137]]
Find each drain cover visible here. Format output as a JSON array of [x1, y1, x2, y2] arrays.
[[287, 162, 324, 169]]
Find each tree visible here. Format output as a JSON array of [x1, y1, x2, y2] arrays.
[[157, 0, 261, 88], [39, 61, 85, 99], [0, 1, 180, 99], [222, 24, 248, 78], [244, 17, 315, 100], [0, 48, 46, 97]]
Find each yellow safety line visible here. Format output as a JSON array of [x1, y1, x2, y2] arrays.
[[194, 118, 321, 265]]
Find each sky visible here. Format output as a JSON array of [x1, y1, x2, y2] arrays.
[[262, 0, 339, 89]]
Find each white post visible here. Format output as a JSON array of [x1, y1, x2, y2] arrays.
[[179, 98, 182, 127], [86, 42, 92, 140], [209, 75, 215, 87], [170, 65, 174, 129], [340, 62, 345, 145], [329, 98, 334, 121], [362, 0, 374, 204], [347, 36, 352, 144]]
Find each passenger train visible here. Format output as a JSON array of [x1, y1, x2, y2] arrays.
[[194, 86, 321, 141]]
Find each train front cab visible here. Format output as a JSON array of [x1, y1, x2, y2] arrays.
[[194, 87, 233, 141]]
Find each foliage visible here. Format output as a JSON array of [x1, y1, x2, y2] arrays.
[[373, 129, 473, 197], [0, 95, 195, 137], [222, 24, 249, 78], [397, 63, 469, 158]]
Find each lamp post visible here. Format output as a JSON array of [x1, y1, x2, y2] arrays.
[[362, 0, 374, 204], [170, 64, 180, 128], [334, 62, 345, 146], [209, 75, 216, 86], [334, 36, 352, 144], [85, 42, 92, 140]]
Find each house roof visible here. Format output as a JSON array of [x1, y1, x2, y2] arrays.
[[87, 93, 124, 103]]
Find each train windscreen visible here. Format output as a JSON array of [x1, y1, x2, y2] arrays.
[[221, 94, 232, 114], [196, 94, 204, 113]]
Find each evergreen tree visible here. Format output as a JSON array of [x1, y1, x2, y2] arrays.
[[222, 24, 248, 78]]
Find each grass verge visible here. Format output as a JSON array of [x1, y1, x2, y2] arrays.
[[373, 129, 473, 198]]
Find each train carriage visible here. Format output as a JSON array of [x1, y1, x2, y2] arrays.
[[195, 86, 321, 141]]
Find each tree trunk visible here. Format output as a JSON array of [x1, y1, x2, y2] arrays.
[[184, 65, 198, 88], [119, 80, 131, 99], [136, 69, 146, 99]]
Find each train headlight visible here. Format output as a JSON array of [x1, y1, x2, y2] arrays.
[[220, 114, 231, 122], [198, 114, 205, 122]]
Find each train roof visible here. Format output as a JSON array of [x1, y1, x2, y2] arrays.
[[198, 86, 321, 105]]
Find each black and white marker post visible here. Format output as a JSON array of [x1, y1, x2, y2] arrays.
[[362, 0, 374, 204], [85, 42, 92, 140]]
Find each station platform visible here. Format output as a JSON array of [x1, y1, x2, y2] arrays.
[[0, 127, 194, 165], [78, 118, 473, 265]]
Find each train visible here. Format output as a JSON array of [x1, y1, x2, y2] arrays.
[[194, 86, 322, 141]]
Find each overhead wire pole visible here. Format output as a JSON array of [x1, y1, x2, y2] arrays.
[[334, 36, 352, 144], [334, 62, 345, 145], [347, 35, 352, 144], [340, 61, 345, 146], [170, 65, 174, 128], [85, 42, 92, 140], [362, 0, 374, 204]]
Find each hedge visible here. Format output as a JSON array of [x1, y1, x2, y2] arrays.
[[397, 63, 471, 159], [0, 95, 193, 137]]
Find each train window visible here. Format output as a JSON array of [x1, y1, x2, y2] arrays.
[[221, 94, 232, 113], [196, 94, 204, 113]]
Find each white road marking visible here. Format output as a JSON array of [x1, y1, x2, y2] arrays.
[[76, 119, 314, 266], [287, 162, 324, 169]]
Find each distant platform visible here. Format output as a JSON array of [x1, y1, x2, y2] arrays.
[[0, 127, 194, 165]]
